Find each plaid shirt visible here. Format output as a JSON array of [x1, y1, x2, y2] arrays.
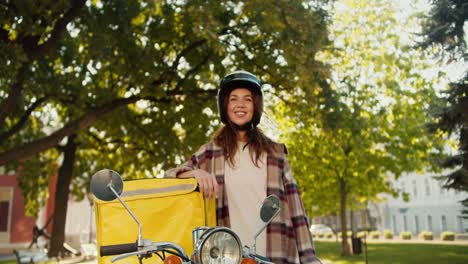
[[166, 141, 319, 264]]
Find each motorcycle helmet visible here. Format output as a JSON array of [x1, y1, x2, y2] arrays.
[[217, 70, 263, 126]]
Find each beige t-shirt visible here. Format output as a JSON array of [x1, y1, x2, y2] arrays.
[[225, 142, 267, 255]]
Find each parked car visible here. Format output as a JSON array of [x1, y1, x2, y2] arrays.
[[309, 224, 333, 235]]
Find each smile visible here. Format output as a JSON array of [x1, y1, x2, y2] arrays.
[[234, 111, 247, 116]]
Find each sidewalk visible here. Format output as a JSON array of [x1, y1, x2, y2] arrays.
[[0, 254, 15, 262], [0, 254, 97, 264], [60, 256, 97, 264]]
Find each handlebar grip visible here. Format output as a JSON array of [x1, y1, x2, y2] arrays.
[[100, 243, 138, 256]]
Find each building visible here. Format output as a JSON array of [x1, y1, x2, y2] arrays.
[[0, 169, 36, 250], [0, 168, 95, 252], [312, 170, 468, 236], [375, 170, 468, 236]]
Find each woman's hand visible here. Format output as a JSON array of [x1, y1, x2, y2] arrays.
[[178, 169, 218, 199]]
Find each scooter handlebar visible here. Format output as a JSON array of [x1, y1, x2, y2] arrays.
[[251, 255, 275, 264], [100, 243, 138, 256]]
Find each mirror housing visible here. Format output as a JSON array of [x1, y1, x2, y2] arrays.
[[90, 169, 123, 201], [260, 195, 280, 223]]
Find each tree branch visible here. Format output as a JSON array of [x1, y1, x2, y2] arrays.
[[0, 97, 47, 142], [0, 27, 9, 43], [171, 39, 207, 72], [0, 96, 140, 166], [25, 0, 87, 60], [0, 0, 87, 129], [173, 53, 212, 92]]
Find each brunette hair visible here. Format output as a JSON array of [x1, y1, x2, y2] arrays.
[[213, 90, 274, 166], [212, 125, 275, 167]]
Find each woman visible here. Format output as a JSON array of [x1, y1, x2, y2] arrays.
[[165, 70, 320, 264]]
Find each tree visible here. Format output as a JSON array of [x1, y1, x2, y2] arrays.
[[0, 0, 331, 257], [274, 0, 446, 256], [420, 0, 468, 217]]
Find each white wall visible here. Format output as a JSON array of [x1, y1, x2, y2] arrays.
[[377, 171, 467, 235], [64, 197, 95, 246]]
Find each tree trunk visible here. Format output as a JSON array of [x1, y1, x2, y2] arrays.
[[339, 177, 350, 256], [48, 135, 77, 258], [350, 210, 357, 237]]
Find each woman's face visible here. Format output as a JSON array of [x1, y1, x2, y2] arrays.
[[227, 88, 254, 126]]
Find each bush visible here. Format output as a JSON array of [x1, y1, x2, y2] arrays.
[[325, 232, 334, 239], [337, 231, 352, 239], [418, 231, 434, 240], [383, 229, 393, 239], [399, 231, 412, 240], [357, 231, 368, 239], [317, 232, 325, 238], [441, 231, 455, 241], [370, 231, 381, 239]]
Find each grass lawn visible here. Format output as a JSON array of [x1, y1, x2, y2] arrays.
[[315, 241, 468, 264], [2, 242, 467, 264]]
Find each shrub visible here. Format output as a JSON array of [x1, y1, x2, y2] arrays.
[[383, 229, 393, 239], [317, 232, 325, 238], [337, 231, 352, 239], [357, 231, 368, 239], [441, 231, 455, 241], [325, 232, 334, 239], [418, 231, 434, 240], [370, 231, 381, 239], [400, 231, 412, 240]]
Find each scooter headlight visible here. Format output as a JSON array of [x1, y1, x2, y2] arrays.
[[192, 227, 242, 264]]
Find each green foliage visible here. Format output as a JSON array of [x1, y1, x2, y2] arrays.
[[383, 229, 393, 239], [420, 0, 468, 57], [337, 231, 353, 239], [370, 231, 381, 239], [399, 231, 412, 240], [275, 0, 447, 222], [357, 231, 367, 239], [421, 0, 468, 217], [0, 0, 331, 218], [17, 149, 59, 215], [419, 231, 434, 240], [441, 231, 455, 241]]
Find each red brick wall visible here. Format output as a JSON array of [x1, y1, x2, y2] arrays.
[[0, 172, 35, 244]]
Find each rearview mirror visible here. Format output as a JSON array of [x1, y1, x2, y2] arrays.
[[260, 195, 280, 223], [90, 169, 123, 201]]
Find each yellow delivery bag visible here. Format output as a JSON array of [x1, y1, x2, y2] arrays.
[[94, 178, 216, 264]]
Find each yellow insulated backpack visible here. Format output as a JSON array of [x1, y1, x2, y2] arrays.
[[94, 177, 216, 264]]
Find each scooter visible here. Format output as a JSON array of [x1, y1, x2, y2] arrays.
[[90, 169, 279, 264]]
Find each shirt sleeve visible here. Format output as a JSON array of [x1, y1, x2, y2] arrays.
[[165, 154, 198, 178], [282, 153, 319, 263]]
